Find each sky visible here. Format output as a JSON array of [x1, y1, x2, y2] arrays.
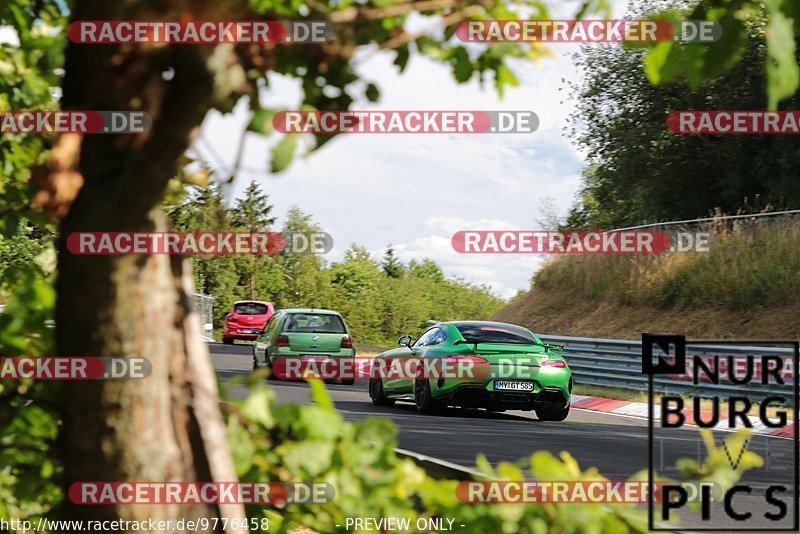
[[192, 7, 621, 300], [195, 45, 586, 299]]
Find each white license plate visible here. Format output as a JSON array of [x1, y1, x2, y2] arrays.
[[248, 328, 260, 333], [494, 380, 534, 391]]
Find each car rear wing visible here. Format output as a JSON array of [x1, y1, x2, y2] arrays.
[[454, 339, 563, 352]]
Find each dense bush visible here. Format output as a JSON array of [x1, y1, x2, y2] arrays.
[[226, 375, 759, 533]]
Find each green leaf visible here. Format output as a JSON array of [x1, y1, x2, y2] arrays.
[[494, 63, 519, 96], [365, 83, 380, 102], [450, 47, 474, 84], [530, 451, 572, 481], [281, 440, 334, 475], [700, 15, 747, 80], [307, 378, 334, 411], [248, 108, 277, 135], [394, 45, 410, 73], [242, 386, 275, 427], [270, 134, 297, 173], [766, 5, 800, 109], [643, 41, 674, 85]]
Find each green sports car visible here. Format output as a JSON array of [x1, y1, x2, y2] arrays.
[[368, 321, 573, 420], [252, 308, 356, 385]]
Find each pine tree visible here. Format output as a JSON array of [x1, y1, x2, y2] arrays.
[[381, 245, 405, 279], [232, 181, 276, 299]]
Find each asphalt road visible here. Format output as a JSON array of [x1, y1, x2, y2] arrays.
[[211, 342, 798, 531]]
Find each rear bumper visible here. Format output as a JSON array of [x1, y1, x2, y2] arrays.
[[270, 354, 357, 381], [224, 325, 262, 339], [225, 333, 260, 340], [437, 385, 570, 411]]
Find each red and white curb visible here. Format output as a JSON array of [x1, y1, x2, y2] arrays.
[[570, 395, 795, 439]]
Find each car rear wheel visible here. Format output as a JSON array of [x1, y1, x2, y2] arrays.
[[223, 336, 233, 345], [536, 404, 570, 421], [266, 355, 279, 380], [414, 379, 442, 415], [369, 378, 395, 406], [340, 357, 355, 385]]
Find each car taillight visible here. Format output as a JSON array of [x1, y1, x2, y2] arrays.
[[443, 355, 489, 365], [341, 335, 353, 349], [276, 335, 290, 347], [436, 355, 490, 379], [227, 314, 238, 323], [541, 359, 567, 368]]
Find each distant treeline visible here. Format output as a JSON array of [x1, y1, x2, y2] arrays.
[[166, 180, 505, 345]]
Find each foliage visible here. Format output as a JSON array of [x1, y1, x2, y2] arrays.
[[2, 0, 797, 530], [225, 375, 758, 533], [0, 3, 64, 524], [638, 1, 800, 110], [381, 245, 405, 279], [0, 227, 58, 529], [567, 6, 800, 229], [166, 181, 506, 344]]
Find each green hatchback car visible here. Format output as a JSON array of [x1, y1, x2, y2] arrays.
[[252, 308, 356, 385], [369, 321, 572, 420]]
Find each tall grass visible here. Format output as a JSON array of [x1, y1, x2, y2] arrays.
[[533, 217, 800, 309]]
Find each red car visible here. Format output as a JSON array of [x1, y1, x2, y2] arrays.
[[223, 301, 275, 344]]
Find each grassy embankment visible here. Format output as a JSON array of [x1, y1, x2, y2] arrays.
[[492, 218, 800, 401], [494, 218, 800, 340]]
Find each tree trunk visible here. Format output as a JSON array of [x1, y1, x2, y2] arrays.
[[54, 2, 246, 532]]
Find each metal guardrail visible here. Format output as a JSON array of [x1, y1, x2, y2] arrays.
[[538, 334, 795, 401]]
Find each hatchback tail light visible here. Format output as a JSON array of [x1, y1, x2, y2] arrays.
[[276, 335, 290, 347], [341, 335, 353, 349], [541, 359, 567, 368]]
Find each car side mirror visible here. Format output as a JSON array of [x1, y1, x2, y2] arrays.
[[398, 335, 412, 347]]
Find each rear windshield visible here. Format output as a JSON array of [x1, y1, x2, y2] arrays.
[[233, 303, 269, 315], [283, 313, 346, 334], [455, 323, 538, 345]]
